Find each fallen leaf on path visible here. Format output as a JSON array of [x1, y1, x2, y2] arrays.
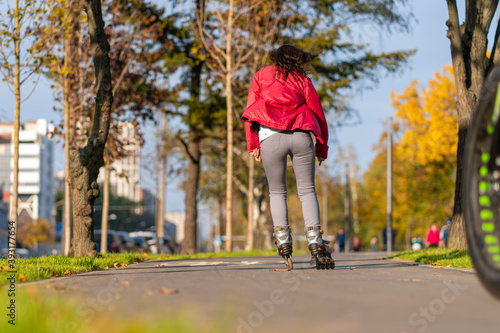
[[158, 288, 179, 295], [114, 262, 127, 268], [18, 273, 26, 283], [104, 265, 110, 270], [46, 285, 66, 291], [63, 270, 72, 275], [119, 281, 131, 285]]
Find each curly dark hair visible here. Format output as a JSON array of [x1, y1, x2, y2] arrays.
[[269, 45, 318, 81]]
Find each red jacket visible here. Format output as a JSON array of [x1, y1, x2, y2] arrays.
[[241, 65, 329, 159], [426, 228, 440, 246]]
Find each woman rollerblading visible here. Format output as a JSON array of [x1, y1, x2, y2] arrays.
[[242, 45, 333, 270]]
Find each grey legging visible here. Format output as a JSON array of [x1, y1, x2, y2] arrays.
[[260, 130, 320, 228]]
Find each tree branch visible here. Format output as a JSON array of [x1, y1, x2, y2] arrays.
[[176, 132, 197, 163], [233, 0, 265, 22], [446, 0, 469, 122], [201, 27, 227, 72], [233, 175, 248, 196]]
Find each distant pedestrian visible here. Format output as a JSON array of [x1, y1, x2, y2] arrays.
[[439, 219, 451, 248], [352, 234, 362, 252], [382, 226, 396, 251], [337, 229, 345, 252], [370, 237, 378, 252], [425, 223, 440, 248]]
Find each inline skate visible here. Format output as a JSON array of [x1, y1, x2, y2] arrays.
[[306, 226, 335, 270], [273, 226, 293, 270]]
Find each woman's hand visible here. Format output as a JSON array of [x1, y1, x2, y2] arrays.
[[317, 156, 325, 166], [251, 148, 261, 162]]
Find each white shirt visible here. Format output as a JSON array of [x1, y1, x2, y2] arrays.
[[259, 125, 283, 142]]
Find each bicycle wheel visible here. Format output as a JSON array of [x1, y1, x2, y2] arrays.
[[464, 66, 500, 299]]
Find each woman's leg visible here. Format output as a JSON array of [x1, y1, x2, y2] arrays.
[[290, 131, 320, 228], [260, 132, 291, 228]]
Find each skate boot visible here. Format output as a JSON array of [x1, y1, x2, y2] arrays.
[[306, 226, 335, 270], [273, 226, 293, 270]]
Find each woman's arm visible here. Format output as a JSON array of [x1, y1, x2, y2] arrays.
[[244, 73, 261, 153], [303, 78, 328, 159], [246, 72, 261, 107]]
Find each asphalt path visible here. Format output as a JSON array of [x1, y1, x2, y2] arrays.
[[33, 252, 500, 333]]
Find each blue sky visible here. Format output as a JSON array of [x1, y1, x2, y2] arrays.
[[336, 0, 453, 174], [0, 1, 473, 223]]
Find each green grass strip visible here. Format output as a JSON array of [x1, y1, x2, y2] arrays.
[[389, 248, 472, 269], [0, 249, 297, 285]]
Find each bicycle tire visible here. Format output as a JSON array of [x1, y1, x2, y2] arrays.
[[464, 66, 500, 299]]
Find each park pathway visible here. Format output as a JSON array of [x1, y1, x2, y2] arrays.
[[35, 252, 500, 333]]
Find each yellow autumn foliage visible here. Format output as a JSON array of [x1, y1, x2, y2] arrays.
[[392, 66, 458, 165], [358, 66, 458, 249], [18, 219, 53, 250]]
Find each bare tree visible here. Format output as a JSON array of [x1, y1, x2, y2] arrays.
[[0, 0, 47, 244], [197, 0, 285, 251]]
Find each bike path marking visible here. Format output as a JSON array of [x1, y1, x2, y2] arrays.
[[156, 261, 264, 267]]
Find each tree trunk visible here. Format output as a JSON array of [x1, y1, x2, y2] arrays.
[[9, 0, 21, 245], [225, 0, 234, 252], [63, 36, 72, 256], [251, 183, 265, 249], [100, 159, 110, 254], [215, 195, 222, 252], [69, 0, 113, 257], [448, 127, 468, 249], [182, 135, 201, 254], [350, 165, 359, 234], [246, 156, 254, 250], [207, 204, 215, 252], [445, 0, 497, 249], [405, 217, 413, 251], [157, 112, 167, 253], [181, 58, 203, 255], [258, 198, 272, 250]]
